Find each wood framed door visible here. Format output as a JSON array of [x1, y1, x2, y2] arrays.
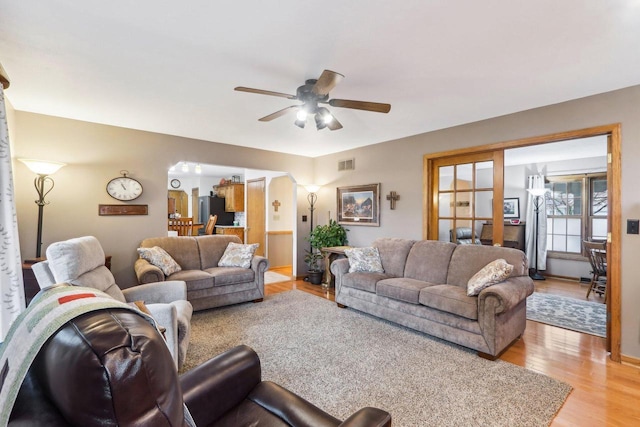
[[427, 151, 505, 246], [247, 178, 266, 257], [168, 190, 188, 217]]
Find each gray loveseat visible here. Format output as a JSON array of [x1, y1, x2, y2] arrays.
[[331, 238, 534, 358], [135, 235, 268, 311]]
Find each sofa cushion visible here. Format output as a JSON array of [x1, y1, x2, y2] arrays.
[[419, 285, 479, 320], [341, 272, 390, 293], [446, 244, 527, 287], [46, 236, 125, 302], [372, 238, 416, 277], [137, 246, 182, 276], [345, 247, 384, 273], [197, 235, 242, 269], [167, 270, 214, 291], [467, 259, 514, 296], [376, 278, 435, 304], [219, 242, 259, 268], [403, 240, 456, 283], [140, 237, 202, 271], [205, 267, 255, 286]]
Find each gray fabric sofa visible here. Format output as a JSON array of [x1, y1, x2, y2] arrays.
[[135, 235, 268, 311], [331, 238, 534, 358]]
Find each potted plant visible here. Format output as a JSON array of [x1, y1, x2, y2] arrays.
[[308, 219, 349, 250], [304, 250, 325, 285], [304, 220, 349, 285]]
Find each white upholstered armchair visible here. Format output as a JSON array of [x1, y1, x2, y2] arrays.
[[31, 236, 193, 369]]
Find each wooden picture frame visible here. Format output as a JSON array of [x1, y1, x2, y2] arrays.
[[503, 198, 520, 219], [337, 183, 380, 226], [99, 204, 148, 216]]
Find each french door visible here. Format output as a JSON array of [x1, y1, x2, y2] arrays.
[[427, 151, 505, 245]]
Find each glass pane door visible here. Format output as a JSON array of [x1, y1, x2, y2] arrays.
[[429, 151, 504, 245]]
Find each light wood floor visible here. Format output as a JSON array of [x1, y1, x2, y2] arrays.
[[265, 275, 640, 426]]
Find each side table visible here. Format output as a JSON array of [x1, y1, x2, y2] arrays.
[[320, 246, 351, 288]]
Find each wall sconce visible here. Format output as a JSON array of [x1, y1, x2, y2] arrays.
[[19, 159, 66, 259]]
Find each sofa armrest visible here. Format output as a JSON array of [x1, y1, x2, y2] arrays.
[[122, 280, 187, 303], [134, 258, 165, 284], [145, 303, 179, 367], [180, 345, 261, 426], [331, 258, 350, 293], [251, 255, 269, 273], [478, 276, 534, 314], [339, 407, 392, 427]]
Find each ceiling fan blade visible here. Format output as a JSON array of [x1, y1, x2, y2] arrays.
[[312, 70, 345, 96], [258, 105, 299, 122], [235, 86, 296, 99], [329, 99, 391, 113], [326, 116, 343, 131]]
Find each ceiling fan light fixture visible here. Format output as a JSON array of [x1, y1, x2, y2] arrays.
[[294, 119, 306, 129], [314, 114, 327, 130], [317, 107, 333, 124], [296, 110, 307, 121]]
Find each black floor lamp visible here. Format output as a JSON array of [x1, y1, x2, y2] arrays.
[[19, 159, 66, 261], [305, 185, 320, 253], [527, 187, 548, 280]]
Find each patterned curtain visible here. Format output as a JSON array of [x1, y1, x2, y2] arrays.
[[525, 174, 548, 271], [0, 84, 25, 340]]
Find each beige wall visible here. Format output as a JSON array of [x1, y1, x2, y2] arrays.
[[11, 112, 313, 285], [313, 84, 640, 358], [9, 84, 640, 358]]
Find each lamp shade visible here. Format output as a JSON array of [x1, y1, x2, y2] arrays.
[[527, 187, 549, 197], [305, 184, 320, 193], [19, 159, 66, 175]]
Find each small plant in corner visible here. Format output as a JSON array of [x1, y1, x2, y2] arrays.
[[304, 250, 325, 273]]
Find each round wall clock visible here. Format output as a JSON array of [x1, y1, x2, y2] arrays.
[[106, 171, 143, 201], [170, 179, 181, 189]]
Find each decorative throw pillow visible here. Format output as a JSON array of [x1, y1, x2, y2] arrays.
[[467, 258, 514, 296], [345, 247, 384, 273], [137, 246, 182, 276], [218, 242, 259, 269]]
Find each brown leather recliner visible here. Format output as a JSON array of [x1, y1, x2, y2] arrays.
[[9, 309, 391, 427]]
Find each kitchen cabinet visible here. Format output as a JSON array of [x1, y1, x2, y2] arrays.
[[215, 226, 244, 243], [216, 183, 244, 212]]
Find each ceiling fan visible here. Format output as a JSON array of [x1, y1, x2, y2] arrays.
[[234, 70, 391, 131]]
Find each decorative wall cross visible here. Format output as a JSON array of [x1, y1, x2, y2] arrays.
[[386, 191, 400, 210], [272, 200, 281, 212]]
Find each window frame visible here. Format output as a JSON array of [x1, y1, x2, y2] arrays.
[[545, 172, 607, 258]]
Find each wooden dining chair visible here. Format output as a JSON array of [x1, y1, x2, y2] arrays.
[[583, 240, 607, 302], [168, 217, 194, 236], [204, 214, 218, 235]]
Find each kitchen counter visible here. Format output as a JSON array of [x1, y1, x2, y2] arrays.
[[215, 225, 245, 243]]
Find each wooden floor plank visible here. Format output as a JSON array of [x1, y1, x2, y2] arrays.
[[265, 278, 640, 425]]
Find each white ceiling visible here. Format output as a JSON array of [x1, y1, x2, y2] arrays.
[[1, 1, 639, 158]]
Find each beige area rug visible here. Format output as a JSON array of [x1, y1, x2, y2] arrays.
[[183, 290, 572, 426], [264, 271, 291, 284]]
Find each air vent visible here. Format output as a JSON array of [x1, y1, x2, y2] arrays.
[[338, 158, 355, 171]]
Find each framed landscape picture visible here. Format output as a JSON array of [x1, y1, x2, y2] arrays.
[[337, 183, 380, 226], [503, 198, 520, 219]]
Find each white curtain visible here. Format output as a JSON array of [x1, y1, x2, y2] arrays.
[[0, 84, 25, 340], [525, 174, 548, 271]]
